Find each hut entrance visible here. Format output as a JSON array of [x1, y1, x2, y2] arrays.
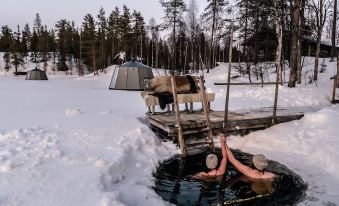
[[25, 68, 48, 80]]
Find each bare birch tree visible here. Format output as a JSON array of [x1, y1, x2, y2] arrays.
[[310, 0, 331, 81], [187, 0, 199, 72], [202, 0, 227, 73], [273, 0, 283, 124]]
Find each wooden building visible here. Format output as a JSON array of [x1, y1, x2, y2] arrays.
[[243, 29, 339, 62]]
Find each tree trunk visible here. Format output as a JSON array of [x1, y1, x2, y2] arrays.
[[273, 0, 282, 124], [184, 40, 188, 74], [101, 32, 104, 72], [92, 44, 96, 75], [297, 0, 306, 84], [331, 0, 337, 61], [208, 0, 217, 73], [151, 40, 154, 68], [297, 38, 302, 84], [288, 0, 301, 87], [314, 35, 321, 81], [173, 0, 177, 74]]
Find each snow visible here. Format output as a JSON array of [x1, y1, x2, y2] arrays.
[[0, 55, 339, 205], [65, 108, 82, 116]]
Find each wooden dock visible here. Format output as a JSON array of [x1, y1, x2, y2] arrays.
[[147, 108, 304, 137]]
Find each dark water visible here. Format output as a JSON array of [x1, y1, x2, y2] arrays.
[[154, 150, 307, 206]]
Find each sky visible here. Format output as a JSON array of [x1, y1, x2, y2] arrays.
[[0, 0, 208, 30]]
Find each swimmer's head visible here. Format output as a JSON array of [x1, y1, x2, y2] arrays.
[[253, 154, 268, 171], [206, 154, 218, 169]]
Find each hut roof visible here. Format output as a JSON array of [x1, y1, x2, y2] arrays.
[[119, 59, 149, 68]]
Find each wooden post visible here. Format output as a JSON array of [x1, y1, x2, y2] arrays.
[[185, 103, 189, 112], [189, 102, 193, 112], [332, 76, 337, 103], [171, 76, 186, 156], [167, 105, 171, 113], [224, 20, 234, 135], [199, 76, 214, 150]]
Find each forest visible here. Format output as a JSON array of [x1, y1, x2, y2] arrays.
[[0, 0, 338, 87]]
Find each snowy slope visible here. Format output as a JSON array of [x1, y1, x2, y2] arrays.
[[0, 57, 339, 205]]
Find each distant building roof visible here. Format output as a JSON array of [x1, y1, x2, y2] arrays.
[[303, 36, 339, 49]]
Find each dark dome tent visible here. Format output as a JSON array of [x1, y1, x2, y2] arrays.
[[109, 59, 154, 91], [25, 68, 48, 80]]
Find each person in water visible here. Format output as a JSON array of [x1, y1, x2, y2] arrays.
[[221, 133, 276, 179], [193, 135, 228, 179]]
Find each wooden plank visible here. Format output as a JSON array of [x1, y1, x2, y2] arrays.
[[215, 82, 288, 86], [147, 109, 304, 137], [148, 111, 304, 127]]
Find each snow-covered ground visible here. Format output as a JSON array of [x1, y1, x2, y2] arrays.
[[0, 57, 339, 205]]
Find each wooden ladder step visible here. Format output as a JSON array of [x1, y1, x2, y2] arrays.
[[186, 140, 213, 148], [183, 127, 210, 135], [186, 144, 211, 156]]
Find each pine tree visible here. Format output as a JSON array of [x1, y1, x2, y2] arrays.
[[82, 14, 98, 74], [30, 30, 39, 63], [160, 0, 187, 73], [0, 26, 13, 70], [120, 5, 132, 57], [108, 7, 120, 63], [33, 13, 42, 34], [132, 10, 146, 59], [55, 19, 72, 71], [21, 23, 31, 58], [97, 7, 107, 71], [49, 29, 57, 73], [38, 25, 50, 69], [10, 25, 25, 73], [69, 22, 81, 74]]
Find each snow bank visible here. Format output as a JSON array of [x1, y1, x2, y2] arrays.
[[98, 127, 175, 206], [0, 126, 176, 206], [206, 58, 335, 110]]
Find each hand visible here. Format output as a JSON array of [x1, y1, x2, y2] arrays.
[[220, 135, 226, 144]]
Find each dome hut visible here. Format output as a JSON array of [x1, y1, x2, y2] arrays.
[[25, 68, 48, 80], [109, 59, 153, 91]]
